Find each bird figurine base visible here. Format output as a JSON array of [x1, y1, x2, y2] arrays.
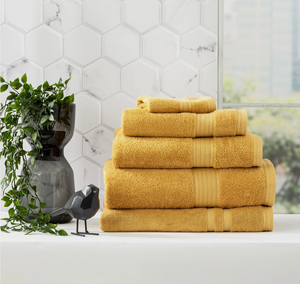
[[71, 219, 99, 237]]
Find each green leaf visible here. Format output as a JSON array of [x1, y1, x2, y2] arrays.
[[4, 200, 12, 207], [43, 81, 49, 90], [49, 100, 55, 108], [31, 157, 36, 166], [38, 210, 44, 219], [41, 202, 46, 209], [21, 73, 27, 83], [14, 200, 20, 206], [40, 115, 50, 124], [0, 84, 8, 92], [32, 185, 37, 192], [31, 131, 38, 142], [36, 141, 43, 149], [28, 149, 39, 157], [49, 114, 54, 121], [8, 208, 14, 217], [44, 214, 50, 223], [58, 229, 68, 236], [7, 94, 17, 100], [28, 203, 38, 209], [0, 76, 5, 83], [23, 126, 35, 133], [64, 78, 71, 85], [1, 196, 10, 202], [19, 150, 27, 156], [1, 227, 10, 233], [62, 94, 74, 105]]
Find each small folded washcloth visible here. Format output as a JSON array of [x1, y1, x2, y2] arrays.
[[122, 108, 247, 137], [100, 205, 273, 232], [112, 128, 262, 168], [104, 159, 276, 209], [137, 96, 216, 113]]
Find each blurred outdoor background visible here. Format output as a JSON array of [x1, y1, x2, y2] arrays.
[[224, 0, 300, 213]]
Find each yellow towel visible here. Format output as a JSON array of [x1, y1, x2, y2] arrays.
[[137, 96, 216, 113], [104, 159, 276, 209], [100, 205, 273, 232], [122, 108, 247, 137], [112, 128, 262, 168]]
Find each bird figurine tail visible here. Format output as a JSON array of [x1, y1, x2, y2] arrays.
[[50, 208, 65, 217]]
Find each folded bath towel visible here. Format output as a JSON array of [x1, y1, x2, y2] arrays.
[[137, 96, 216, 113], [122, 108, 247, 137], [100, 205, 273, 232], [104, 159, 276, 209], [112, 128, 262, 169]]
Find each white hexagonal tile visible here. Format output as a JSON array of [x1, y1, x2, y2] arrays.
[[163, 0, 200, 35], [5, 59, 43, 88], [102, 25, 139, 67], [143, 27, 180, 67], [0, 25, 24, 66], [74, 92, 101, 134], [200, 61, 217, 99], [162, 60, 198, 97], [122, 0, 160, 34], [44, 0, 82, 34], [152, 91, 172, 98], [45, 59, 82, 95], [71, 158, 101, 192], [83, 58, 120, 100], [201, 0, 217, 34], [25, 26, 62, 67], [83, 125, 114, 167], [83, 0, 120, 34], [5, 0, 43, 33], [64, 26, 101, 66], [64, 131, 82, 163], [0, 65, 7, 104], [181, 26, 217, 69], [121, 59, 160, 99], [0, 65, 4, 78], [102, 92, 136, 129], [0, 0, 4, 25]]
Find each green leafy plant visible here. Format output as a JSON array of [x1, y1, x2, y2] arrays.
[[0, 74, 74, 235]]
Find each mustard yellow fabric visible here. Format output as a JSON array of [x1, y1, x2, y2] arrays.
[[137, 96, 216, 113], [112, 129, 262, 168], [100, 205, 273, 232], [104, 159, 276, 209], [122, 108, 247, 137]]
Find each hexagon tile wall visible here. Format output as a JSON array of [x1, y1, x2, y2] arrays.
[[0, 0, 218, 210]]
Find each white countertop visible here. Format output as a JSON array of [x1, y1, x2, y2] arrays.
[[1, 213, 300, 243], [1, 213, 300, 284]]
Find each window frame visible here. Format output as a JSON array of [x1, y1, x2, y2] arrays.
[[217, 0, 300, 109]]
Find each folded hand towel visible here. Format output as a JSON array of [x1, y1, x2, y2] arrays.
[[104, 159, 276, 209], [137, 96, 216, 113], [100, 205, 273, 232], [122, 108, 247, 137], [112, 128, 262, 168]]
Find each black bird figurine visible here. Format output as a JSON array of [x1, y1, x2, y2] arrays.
[[50, 184, 100, 237]]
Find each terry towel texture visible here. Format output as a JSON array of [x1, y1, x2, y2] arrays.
[[112, 128, 262, 169], [122, 108, 248, 138], [137, 96, 216, 113], [100, 206, 273, 232], [104, 159, 276, 209]]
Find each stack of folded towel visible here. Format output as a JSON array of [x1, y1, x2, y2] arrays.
[[100, 96, 276, 232]]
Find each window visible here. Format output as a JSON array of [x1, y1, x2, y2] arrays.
[[218, 0, 300, 213]]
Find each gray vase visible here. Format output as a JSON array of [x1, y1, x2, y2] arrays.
[[24, 103, 76, 223]]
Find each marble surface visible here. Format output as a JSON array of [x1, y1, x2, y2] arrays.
[[0, 0, 217, 197]]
